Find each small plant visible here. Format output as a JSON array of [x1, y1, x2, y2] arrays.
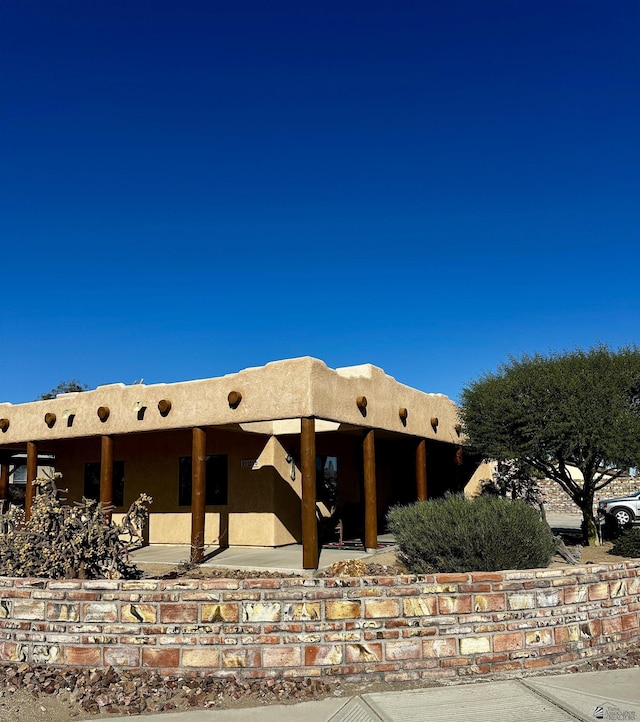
[[0, 474, 152, 579], [611, 526, 640, 558], [387, 494, 556, 574]]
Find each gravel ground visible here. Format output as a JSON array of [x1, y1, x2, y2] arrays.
[[1, 643, 639, 722]]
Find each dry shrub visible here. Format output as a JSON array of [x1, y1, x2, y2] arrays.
[[0, 474, 151, 579]]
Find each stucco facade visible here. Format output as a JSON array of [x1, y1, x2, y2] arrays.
[[0, 358, 477, 567]]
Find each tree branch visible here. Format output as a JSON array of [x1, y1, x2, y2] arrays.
[[594, 467, 622, 491]]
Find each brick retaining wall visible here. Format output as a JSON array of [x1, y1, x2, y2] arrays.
[[1, 563, 639, 683]]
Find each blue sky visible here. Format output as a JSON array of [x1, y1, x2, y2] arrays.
[[1, 0, 638, 404]]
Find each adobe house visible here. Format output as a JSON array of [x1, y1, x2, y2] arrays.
[[0, 357, 480, 569]]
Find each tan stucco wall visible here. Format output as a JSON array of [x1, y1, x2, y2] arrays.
[[254, 436, 303, 545], [52, 428, 304, 547], [314, 362, 461, 443], [0, 358, 461, 446], [464, 461, 495, 497]]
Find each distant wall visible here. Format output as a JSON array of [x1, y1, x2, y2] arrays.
[[541, 476, 639, 515], [465, 468, 639, 516], [1, 562, 638, 683]]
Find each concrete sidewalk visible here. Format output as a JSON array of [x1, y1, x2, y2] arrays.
[[105, 668, 640, 721]]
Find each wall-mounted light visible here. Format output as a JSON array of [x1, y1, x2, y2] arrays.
[[44, 412, 57, 428], [158, 399, 172, 417], [399, 407, 408, 425], [285, 453, 296, 481], [0, 418, 9, 433], [97, 406, 110, 422], [356, 395, 368, 416], [62, 410, 75, 427], [228, 391, 242, 409], [430, 416, 439, 431]]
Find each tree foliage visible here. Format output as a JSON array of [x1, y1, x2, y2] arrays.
[[460, 345, 640, 545], [38, 380, 88, 400]]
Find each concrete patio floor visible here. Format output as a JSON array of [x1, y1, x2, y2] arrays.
[[130, 534, 397, 574], [130, 514, 581, 575]]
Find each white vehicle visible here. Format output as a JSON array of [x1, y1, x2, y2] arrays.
[[597, 490, 640, 526]]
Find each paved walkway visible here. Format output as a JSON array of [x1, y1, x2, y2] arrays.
[[106, 668, 640, 721]]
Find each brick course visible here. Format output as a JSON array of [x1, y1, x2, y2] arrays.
[[0, 562, 638, 683]]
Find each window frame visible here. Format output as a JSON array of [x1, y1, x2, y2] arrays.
[[83, 460, 125, 507], [178, 454, 228, 507]]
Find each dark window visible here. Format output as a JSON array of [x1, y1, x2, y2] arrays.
[[11, 464, 26, 484], [84, 461, 125, 507], [178, 455, 228, 506], [316, 455, 337, 507]]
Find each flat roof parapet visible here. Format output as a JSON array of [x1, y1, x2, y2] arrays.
[[0, 357, 462, 446]]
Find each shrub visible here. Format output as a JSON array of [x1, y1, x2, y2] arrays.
[[601, 512, 628, 541], [0, 474, 151, 579], [611, 526, 640, 558], [387, 494, 556, 574]]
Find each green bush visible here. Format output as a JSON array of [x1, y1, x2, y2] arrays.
[[387, 494, 556, 574], [601, 512, 625, 541], [611, 526, 640, 558], [0, 474, 152, 579]]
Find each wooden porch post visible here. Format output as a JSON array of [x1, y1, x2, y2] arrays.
[[191, 427, 206, 564], [25, 441, 38, 521], [301, 417, 318, 569], [100, 435, 114, 522], [0, 454, 9, 510], [416, 439, 427, 501], [363, 429, 378, 552]]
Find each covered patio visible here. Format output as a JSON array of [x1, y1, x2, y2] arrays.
[[0, 358, 481, 569]]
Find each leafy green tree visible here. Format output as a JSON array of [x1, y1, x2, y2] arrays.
[[38, 380, 88, 400], [460, 345, 640, 546]]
